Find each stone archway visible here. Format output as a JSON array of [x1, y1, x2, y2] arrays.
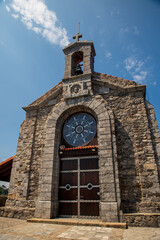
[[35, 95, 121, 222]]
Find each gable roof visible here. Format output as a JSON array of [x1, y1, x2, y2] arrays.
[[0, 156, 14, 182], [23, 73, 146, 111], [93, 72, 140, 87], [23, 81, 62, 111]]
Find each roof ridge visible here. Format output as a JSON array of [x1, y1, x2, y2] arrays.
[[0, 156, 15, 166]]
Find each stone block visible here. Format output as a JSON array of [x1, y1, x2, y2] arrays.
[[47, 99, 57, 106], [144, 163, 156, 170], [100, 202, 118, 222]]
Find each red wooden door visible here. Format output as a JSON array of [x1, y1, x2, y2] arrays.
[[59, 156, 100, 218]]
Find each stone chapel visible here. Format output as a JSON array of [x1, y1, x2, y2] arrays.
[[1, 33, 160, 226]]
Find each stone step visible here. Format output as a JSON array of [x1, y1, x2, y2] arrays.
[[27, 218, 127, 229]]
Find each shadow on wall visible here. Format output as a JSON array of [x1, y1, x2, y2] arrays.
[[0, 195, 7, 207], [115, 119, 142, 213]]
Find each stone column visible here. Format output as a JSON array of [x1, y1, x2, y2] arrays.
[[7, 113, 37, 208]]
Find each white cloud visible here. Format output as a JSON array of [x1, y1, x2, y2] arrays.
[[5, 5, 10, 12], [11, 14, 19, 19], [133, 71, 147, 82], [7, 0, 69, 47], [124, 57, 137, 71], [33, 27, 41, 34], [124, 56, 148, 83], [120, 26, 140, 36], [105, 51, 112, 59]]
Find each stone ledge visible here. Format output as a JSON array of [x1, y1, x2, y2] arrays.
[[124, 213, 160, 216], [62, 72, 92, 82], [123, 213, 160, 227], [27, 218, 127, 229]]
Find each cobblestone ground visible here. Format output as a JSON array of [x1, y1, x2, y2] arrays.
[[0, 217, 160, 240]]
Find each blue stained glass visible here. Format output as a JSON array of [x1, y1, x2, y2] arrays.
[[63, 112, 96, 147]]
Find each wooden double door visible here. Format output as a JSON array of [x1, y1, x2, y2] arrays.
[[59, 156, 100, 218]]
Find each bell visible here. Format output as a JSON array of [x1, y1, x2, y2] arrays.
[[75, 64, 83, 75]]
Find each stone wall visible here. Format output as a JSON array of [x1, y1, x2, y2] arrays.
[[6, 118, 37, 208], [4, 72, 160, 223], [27, 107, 53, 200], [6, 106, 53, 209], [123, 213, 160, 227], [92, 77, 160, 213], [146, 101, 160, 182], [34, 95, 121, 222], [102, 89, 144, 213], [0, 206, 35, 219]]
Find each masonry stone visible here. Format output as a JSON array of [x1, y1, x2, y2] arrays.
[[1, 36, 160, 227]]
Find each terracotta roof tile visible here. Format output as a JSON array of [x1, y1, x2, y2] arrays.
[[0, 156, 14, 167], [62, 145, 98, 151]]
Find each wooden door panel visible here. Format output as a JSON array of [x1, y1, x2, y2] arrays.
[[59, 172, 78, 186], [59, 202, 77, 216], [80, 187, 99, 200], [80, 158, 98, 170], [59, 188, 77, 200], [80, 171, 99, 185], [80, 202, 99, 216], [59, 157, 99, 218], [60, 160, 77, 171]]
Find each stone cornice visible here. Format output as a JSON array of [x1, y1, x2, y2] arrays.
[[63, 40, 96, 56], [62, 73, 92, 82], [92, 78, 146, 93]]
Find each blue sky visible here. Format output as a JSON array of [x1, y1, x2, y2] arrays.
[[0, 0, 160, 162]]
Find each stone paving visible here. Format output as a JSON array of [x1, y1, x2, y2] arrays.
[[0, 217, 160, 240]]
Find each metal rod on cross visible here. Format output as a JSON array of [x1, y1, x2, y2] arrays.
[[73, 22, 82, 42]]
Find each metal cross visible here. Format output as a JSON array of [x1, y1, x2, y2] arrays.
[[73, 22, 82, 42]]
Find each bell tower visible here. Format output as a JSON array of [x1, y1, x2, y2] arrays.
[[62, 30, 96, 99]]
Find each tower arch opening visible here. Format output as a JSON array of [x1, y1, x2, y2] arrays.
[[71, 51, 83, 76]]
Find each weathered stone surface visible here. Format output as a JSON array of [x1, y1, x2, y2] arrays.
[[123, 213, 160, 227], [0, 207, 35, 219], [1, 38, 160, 227]]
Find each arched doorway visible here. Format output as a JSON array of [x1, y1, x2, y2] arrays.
[[58, 112, 100, 218], [35, 97, 120, 222]]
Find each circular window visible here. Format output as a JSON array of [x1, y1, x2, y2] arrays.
[[63, 112, 97, 147]]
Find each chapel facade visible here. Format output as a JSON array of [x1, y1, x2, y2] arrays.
[[1, 34, 160, 226]]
